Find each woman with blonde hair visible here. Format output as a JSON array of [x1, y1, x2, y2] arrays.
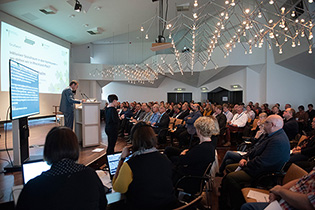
[[165, 117, 219, 186]]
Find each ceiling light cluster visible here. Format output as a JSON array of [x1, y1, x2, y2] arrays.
[[91, 0, 314, 84]]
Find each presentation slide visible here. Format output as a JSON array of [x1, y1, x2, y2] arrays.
[[10, 60, 40, 120], [1, 22, 69, 94]]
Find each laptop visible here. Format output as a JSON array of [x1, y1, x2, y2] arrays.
[[22, 159, 51, 184], [106, 152, 131, 179]]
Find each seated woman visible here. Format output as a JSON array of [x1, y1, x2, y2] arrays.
[[112, 122, 177, 210], [16, 127, 107, 210], [164, 117, 219, 187]]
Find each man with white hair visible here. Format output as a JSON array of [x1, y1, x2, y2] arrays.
[[219, 115, 290, 210]]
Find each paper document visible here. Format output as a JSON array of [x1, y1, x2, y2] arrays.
[[92, 148, 105, 152], [264, 200, 282, 210], [96, 170, 112, 189], [247, 190, 269, 202], [235, 166, 242, 172]]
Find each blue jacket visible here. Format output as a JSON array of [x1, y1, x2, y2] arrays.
[[243, 129, 290, 177], [59, 87, 81, 114], [184, 111, 202, 135]]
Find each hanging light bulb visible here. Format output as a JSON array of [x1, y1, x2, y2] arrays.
[[309, 46, 313, 54], [292, 40, 296, 47], [309, 32, 313, 40], [230, 0, 235, 6], [309, 0, 313, 3], [269, 0, 274, 4], [284, 37, 288, 42], [245, 8, 250, 14], [291, 10, 296, 17], [145, 34, 149, 39], [194, 0, 198, 7], [279, 48, 282, 54], [297, 40, 301, 46], [193, 13, 198, 19], [225, 0, 229, 5], [301, 31, 305, 37], [140, 26, 144, 32], [258, 11, 262, 18], [169, 33, 172, 39]]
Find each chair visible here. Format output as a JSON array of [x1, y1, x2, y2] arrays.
[[173, 195, 203, 210], [241, 163, 308, 203], [175, 162, 214, 209]]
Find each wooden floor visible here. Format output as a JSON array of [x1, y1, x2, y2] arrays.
[[0, 118, 231, 209]]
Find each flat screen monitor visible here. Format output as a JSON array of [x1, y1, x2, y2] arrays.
[[9, 60, 40, 120]]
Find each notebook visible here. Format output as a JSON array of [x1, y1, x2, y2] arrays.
[[106, 152, 131, 178], [22, 160, 51, 184]]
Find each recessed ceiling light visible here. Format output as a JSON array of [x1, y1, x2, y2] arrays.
[[69, 14, 75, 18], [95, 6, 102, 10], [83, 24, 89, 27]]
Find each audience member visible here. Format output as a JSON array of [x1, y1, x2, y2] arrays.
[[153, 106, 170, 136], [174, 103, 190, 119], [223, 103, 233, 123], [216, 116, 267, 177], [285, 103, 291, 109], [112, 122, 177, 210], [272, 105, 282, 117], [165, 117, 219, 187], [203, 103, 213, 117], [219, 115, 290, 210], [289, 117, 315, 165], [148, 104, 160, 126], [178, 104, 202, 146], [213, 105, 227, 135], [224, 105, 249, 146], [307, 104, 315, 131], [16, 127, 107, 210], [245, 105, 255, 121], [296, 105, 309, 133], [241, 168, 315, 210], [283, 108, 299, 141]]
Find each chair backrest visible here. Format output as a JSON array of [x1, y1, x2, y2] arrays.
[[173, 195, 203, 210], [282, 163, 308, 185], [169, 117, 176, 129], [297, 135, 308, 146], [251, 118, 259, 130], [174, 119, 183, 126]]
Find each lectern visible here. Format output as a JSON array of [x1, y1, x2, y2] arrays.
[[75, 102, 101, 147]]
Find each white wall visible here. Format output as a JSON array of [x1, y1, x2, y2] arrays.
[[266, 49, 315, 109], [0, 12, 71, 121], [101, 77, 202, 103]]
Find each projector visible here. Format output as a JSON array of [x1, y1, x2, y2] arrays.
[[150, 35, 172, 51]]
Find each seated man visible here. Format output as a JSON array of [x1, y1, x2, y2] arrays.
[[152, 105, 170, 143], [241, 168, 315, 210], [219, 115, 290, 210], [148, 104, 160, 126], [213, 105, 227, 136], [283, 108, 299, 141], [174, 103, 190, 119], [175, 104, 202, 147], [224, 104, 249, 146]]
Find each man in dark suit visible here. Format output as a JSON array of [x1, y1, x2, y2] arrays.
[[214, 105, 227, 135], [59, 80, 83, 129], [283, 108, 299, 140], [153, 105, 170, 134], [219, 115, 290, 210], [175, 103, 190, 119]]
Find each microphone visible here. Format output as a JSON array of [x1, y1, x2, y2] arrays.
[[83, 93, 93, 102]]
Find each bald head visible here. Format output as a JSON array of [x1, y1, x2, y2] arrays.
[[264, 115, 284, 134]]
